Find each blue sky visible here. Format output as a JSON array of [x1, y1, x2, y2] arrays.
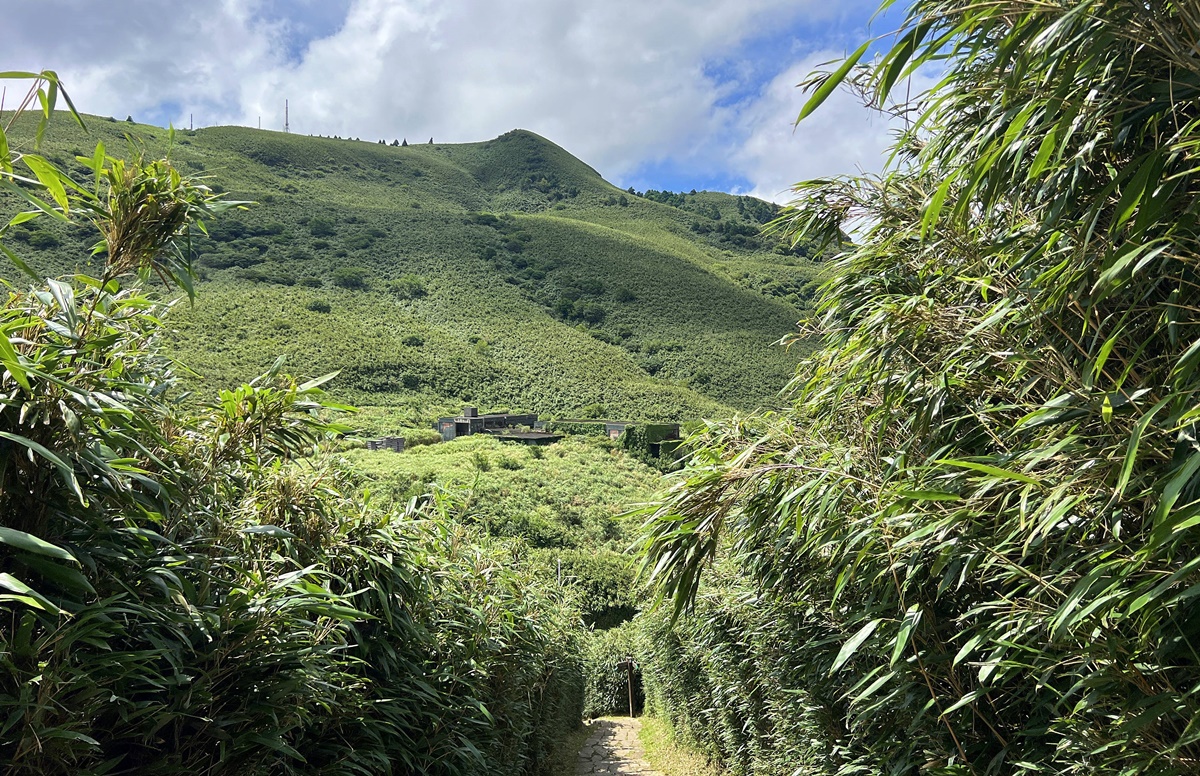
[[4, 0, 920, 201], [622, 2, 912, 193]]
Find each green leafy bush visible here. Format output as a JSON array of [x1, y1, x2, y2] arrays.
[[308, 217, 336, 237], [332, 265, 369, 289], [26, 230, 59, 249], [582, 621, 642, 718], [0, 97, 583, 775], [639, 2, 1200, 774], [386, 273, 428, 299]]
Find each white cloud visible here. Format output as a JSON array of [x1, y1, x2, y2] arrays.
[[729, 54, 923, 203], [2, 2, 282, 123], [232, 0, 822, 178], [2, 0, 909, 198]]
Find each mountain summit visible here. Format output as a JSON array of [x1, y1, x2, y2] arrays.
[[5, 116, 822, 422]]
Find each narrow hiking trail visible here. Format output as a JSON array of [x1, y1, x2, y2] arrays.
[[576, 718, 663, 776]]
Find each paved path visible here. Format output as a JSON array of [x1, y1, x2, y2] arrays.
[[576, 717, 663, 776]]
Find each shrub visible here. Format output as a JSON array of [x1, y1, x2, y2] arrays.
[[332, 266, 369, 289], [386, 274, 428, 299], [639, 2, 1200, 774], [0, 141, 585, 776], [308, 217, 336, 237], [403, 427, 443, 447], [306, 299, 332, 313], [582, 621, 642, 718], [27, 230, 60, 249]]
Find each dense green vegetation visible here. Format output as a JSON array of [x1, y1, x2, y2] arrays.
[[638, 2, 1200, 774], [2, 114, 819, 428], [27, 0, 1200, 771], [343, 435, 658, 628], [581, 621, 643, 718], [0, 80, 589, 775]]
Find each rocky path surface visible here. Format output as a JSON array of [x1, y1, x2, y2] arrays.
[[576, 717, 663, 776]]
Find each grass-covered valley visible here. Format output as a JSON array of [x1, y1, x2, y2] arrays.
[[6, 114, 822, 428], [0, 101, 812, 775], [11, 1, 1196, 773]]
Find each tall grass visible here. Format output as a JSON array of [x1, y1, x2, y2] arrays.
[[638, 2, 1200, 773], [0, 79, 582, 774]]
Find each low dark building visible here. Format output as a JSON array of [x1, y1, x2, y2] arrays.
[[604, 421, 631, 439], [488, 431, 563, 446], [436, 406, 540, 442], [366, 436, 406, 452]]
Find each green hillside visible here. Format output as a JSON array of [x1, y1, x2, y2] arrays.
[[2, 114, 822, 423]]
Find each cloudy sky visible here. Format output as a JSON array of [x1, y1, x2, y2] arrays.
[[4, 0, 911, 201]]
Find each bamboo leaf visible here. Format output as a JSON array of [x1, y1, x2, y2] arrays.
[[830, 618, 881, 674], [933, 458, 1040, 485], [0, 526, 76, 562], [877, 23, 932, 104], [922, 173, 956, 239], [797, 42, 871, 124], [890, 605, 922, 666], [0, 126, 10, 174], [0, 431, 83, 503], [895, 490, 962, 501], [0, 240, 40, 281], [21, 156, 68, 213]]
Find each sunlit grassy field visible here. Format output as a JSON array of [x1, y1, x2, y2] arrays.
[[3, 114, 824, 424]]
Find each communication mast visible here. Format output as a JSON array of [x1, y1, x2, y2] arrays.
[[284, 100, 289, 133]]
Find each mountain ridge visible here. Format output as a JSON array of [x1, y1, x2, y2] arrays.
[[2, 114, 822, 429]]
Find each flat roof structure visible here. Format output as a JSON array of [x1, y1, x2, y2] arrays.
[[487, 431, 563, 445]]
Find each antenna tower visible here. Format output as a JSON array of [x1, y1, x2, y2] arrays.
[[284, 100, 289, 133]]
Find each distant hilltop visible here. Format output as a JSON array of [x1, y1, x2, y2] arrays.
[[4, 113, 826, 420]]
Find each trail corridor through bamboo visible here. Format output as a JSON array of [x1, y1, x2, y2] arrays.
[[575, 718, 663, 776]]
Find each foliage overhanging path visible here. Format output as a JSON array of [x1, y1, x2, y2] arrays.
[[0, 70, 584, 776], [636, 2, 1200, 775]]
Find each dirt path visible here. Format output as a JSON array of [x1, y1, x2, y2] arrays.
[[575, 717, 663, 775]]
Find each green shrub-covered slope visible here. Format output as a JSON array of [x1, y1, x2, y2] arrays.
[[5, 115, 820, 421]]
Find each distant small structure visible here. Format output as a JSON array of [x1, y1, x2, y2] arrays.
[[435, 406, 562, 444], [605, 422, 631, 440], [365, 436, 406, 453], [433, 406, 680, 453], [487, 430, 562, 446], [548, 419, 682, 456], [552, 419, 634, 440], [628, 422, 683, 457]]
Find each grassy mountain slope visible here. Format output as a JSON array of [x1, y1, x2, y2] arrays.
[[3, 114, 821, 422]]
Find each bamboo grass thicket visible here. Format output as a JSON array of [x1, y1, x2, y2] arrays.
[[0, 73, 583, 775], [638, 2, 1200, 774]]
